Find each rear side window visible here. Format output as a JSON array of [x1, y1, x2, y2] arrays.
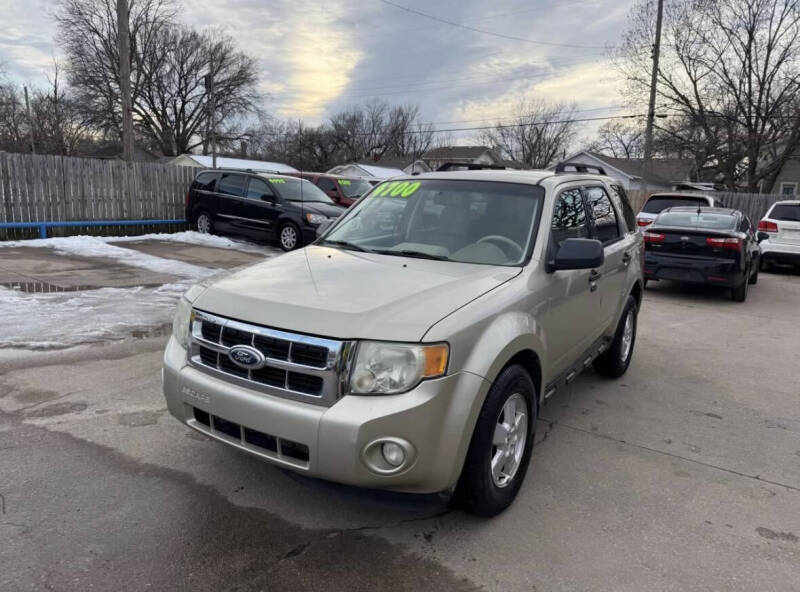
[[217, 173, 246, 197], [192, 172, 217, 192], [642, 196, 708, 214], [609, 185, 636, 231], [317, 178, 337, 193], [585, 187, 621, 244], [770, 204, 800, 221], [551, 188, 590, 246], [246, 178, 274, 201]]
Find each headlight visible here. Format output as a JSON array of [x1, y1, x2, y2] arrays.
[[172, 296, 194, 349], [349, 341, 449, 395], [305, 213, 328, 225]]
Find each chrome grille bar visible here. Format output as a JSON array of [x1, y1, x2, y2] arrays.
[[188, 309, 353, 407]]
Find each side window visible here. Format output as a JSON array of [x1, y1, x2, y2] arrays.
[[609, 184, 636, 232], [246, 178, 274, 201], [317, 178, 337, 193], [217, 173, 246, 197], [585, 186, 622, 244], [551, 188, 590, 247], [192, 172, 217, 192]]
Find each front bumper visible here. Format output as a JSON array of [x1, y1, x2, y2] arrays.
[[644, 253, 745, 287], [163, 336, 489, 493]]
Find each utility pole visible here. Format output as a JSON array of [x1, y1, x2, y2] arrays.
[[641, 0, 664, 192], [23, 86, 35, 154], [117, 0, 134, 162], [204, 69, 217, 168]]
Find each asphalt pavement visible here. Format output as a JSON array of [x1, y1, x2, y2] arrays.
[[1, 239, 799, 591]]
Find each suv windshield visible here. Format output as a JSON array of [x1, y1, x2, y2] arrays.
[[642, 196, 708, 214], [321, 179, 543, 266], [265, 177, 334, 204], [338, 178, 372, 199], [770, 203, 800, 221]]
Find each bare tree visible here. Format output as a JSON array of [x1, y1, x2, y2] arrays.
[[54, 0, 260, 156], [618, 0, 800, 191], [480, 100, 578, 168], [587, 120, 645, 158]]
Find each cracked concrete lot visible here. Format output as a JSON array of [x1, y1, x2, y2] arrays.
[[1, 240, 799, 591]]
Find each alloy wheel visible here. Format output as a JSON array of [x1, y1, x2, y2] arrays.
[[490, 393, 528, 488]]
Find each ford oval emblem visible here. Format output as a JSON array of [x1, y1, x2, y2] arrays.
[[228, 345, 265, 370]]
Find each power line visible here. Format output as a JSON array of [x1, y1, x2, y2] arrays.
[[378, 0, 614, 50]]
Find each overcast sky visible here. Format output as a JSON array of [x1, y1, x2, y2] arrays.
[[0, 0, 634, 141]]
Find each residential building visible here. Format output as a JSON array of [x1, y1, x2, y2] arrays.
[[171, 154, 298, 173]]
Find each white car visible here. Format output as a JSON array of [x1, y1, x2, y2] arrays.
[[636, 193, 725, 228], [757, 200, 800, 270]]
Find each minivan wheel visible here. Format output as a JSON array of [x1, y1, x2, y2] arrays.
[[279, 223, 300, 251], [593, 295, 638, 378], [195, 212, 213, 234], [450, 365, 536, 517]]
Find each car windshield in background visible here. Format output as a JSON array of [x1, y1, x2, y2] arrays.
[[338, 178, 372, 198], [642, 196, 707, 214], [322, 179, 543, 266], [266, 177, 334, 203], [770, 204, 800, 221], [656, 212, 736, 230]]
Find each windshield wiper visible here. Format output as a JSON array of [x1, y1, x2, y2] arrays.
[[372, 249, 450, 261], [322, 239, 369, 252]]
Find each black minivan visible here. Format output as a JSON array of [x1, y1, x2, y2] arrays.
[[185, 170, 346, 250]]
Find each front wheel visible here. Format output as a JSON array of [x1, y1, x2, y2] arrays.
[[593, 295, 638, 378], [451, 365, 536, 517], [278, 222, 301, 251]]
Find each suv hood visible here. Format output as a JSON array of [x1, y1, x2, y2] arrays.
[[193, 246, 521, 342]]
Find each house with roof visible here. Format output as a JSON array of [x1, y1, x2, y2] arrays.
[[326, 162, 409, 181], [171, 154, 298, 174], [555, 150, 699, 193], [421, 146, 526, 171]]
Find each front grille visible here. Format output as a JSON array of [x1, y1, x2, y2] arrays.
[[188, 310, 352, 407], [192, 406, 308, 466]]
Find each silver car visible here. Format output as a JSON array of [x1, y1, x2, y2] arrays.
[[163, 170, 644, 516]]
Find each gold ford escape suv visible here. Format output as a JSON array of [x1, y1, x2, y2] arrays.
[[163, 164, 644, 516]]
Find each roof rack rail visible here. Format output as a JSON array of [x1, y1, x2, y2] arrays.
[[554, 162, 607, 176], [436, 162, 507, 172]]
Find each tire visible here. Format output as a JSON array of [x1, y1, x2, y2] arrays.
[[593, 295, 638, 378], [195, 211, 214, 234], [731, 273, 749, 302], [759, 257, 771, 272], [450, 365, 536, 517], [278, 222, 301, 251], [749, 262, 759, 285], [643, 279, 649, 289]]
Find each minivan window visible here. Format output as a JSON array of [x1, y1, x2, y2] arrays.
[[642, 195, 707, 214], [770, 203, 800, 221], [193, 172, 217, 192], [218, 173, 246, 197], [585, 186, 621, 244], [246, 178, 274, 201], [267, 177, 334, 204], [323, 179, 543, 266]]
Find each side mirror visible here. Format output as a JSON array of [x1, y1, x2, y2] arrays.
[[549, 238, 604, 271], [261, 194, 275, 203], [315, 219, 335, 238], [757, 231, 769, 243]]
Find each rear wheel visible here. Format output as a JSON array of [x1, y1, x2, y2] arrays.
[[593, 296, 638, 378], [451, 365, 536, 517], [195, 211, 214, 234], [731, 271, 749, 302], [278, 222, 300, 251], [749, 262, 759, 285]]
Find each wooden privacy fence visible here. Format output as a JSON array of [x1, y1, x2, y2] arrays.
[[0, 152, 198, 240]]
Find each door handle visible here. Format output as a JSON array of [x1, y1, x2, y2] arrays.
[[622, 252, 632, 265], [589, 269, 602, 282]]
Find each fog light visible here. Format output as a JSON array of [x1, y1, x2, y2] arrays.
[[382, 441, 406, 467]]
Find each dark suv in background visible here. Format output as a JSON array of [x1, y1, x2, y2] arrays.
[[186, 170, 345, 250], [290, 172, 373, 207]]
